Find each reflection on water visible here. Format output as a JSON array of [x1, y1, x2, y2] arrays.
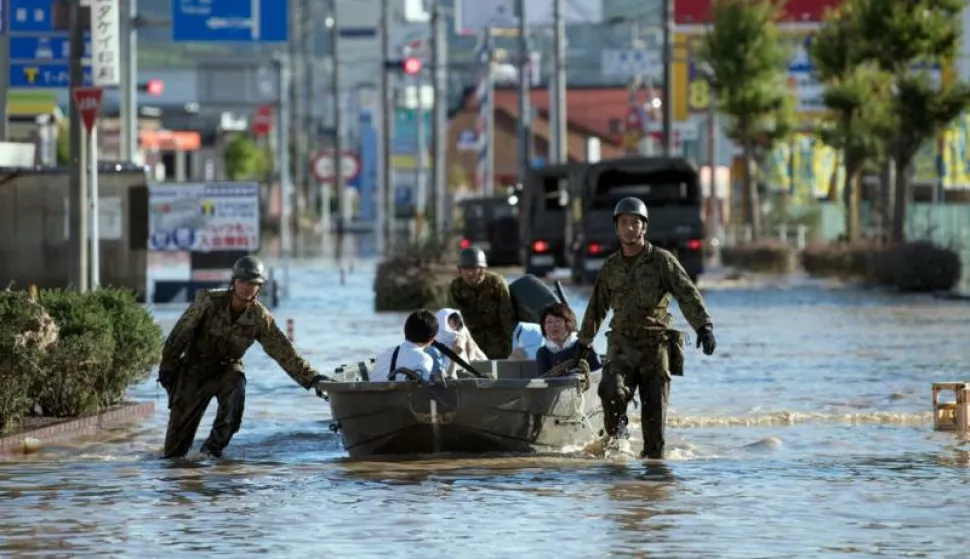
[[2, 261, 970, 556]]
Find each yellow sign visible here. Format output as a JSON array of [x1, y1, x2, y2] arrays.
[[674, 30, 824, 121], [6, 91, 57, 116], [22, 66, 39, 85], [200, 199, 215, 216]]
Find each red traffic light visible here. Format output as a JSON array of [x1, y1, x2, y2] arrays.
[[144, 79, 164, 96], [403, 57, 422, 75]]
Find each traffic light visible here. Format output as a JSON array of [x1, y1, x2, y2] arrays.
[[138, 79, 164, 96], [383, 57, 423, 75]]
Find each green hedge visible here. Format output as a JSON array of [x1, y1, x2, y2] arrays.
[[801, 241, 962, 292], [0, 287, 163, 434], [721, 241, 798, 274]]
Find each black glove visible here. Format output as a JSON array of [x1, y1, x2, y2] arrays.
[[696, 325, 716, 356], [309, 374, 333, 399]]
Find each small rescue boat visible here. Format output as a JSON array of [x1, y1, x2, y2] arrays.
[[322, 358, 603, 459], [319, 274, 604, 459]]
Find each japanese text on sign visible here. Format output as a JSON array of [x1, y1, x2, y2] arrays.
[[91, 0, 120, 86], [148, 182, 261, 253]]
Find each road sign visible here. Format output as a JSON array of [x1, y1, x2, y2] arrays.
[[72, 87, 104, 133], [91, 0, 121, 86], [312, 151, 361, 183], [11, 63, 93, 88], [9, 0, 62, 32], [251, 104, 273, 136], [172, 0, 289, 43], [10, 35, 92, 60]]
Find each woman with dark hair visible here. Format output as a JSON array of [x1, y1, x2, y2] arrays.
[[535, 302, 603, 375]]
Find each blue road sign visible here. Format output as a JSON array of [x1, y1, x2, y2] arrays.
[[172, 0, 289, 43], [9, 63, 92, 88], [9, 0, 58, 32], [10, 35, 91, 61]]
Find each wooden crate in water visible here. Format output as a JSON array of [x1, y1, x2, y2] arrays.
[[932, 382, 970, 431]]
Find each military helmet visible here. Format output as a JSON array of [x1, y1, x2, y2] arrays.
[[458, 246, 488, 269], [231, 255, 267, 284], [613, 197, 649, 223]]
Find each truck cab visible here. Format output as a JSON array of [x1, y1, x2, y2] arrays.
[[518, 163, 586, 277], [569, 157, 705, 285], [457, 196, 521, 266]]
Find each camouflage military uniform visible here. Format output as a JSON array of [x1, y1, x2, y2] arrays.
[[578, 243, 712, 458], [448, 271, 516, 359], [159, 289, 320, 458]]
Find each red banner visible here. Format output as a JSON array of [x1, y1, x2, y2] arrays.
[[675, 0, 842, 25]]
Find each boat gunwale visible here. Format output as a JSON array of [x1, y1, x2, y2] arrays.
[[321, 372, 602, 393]]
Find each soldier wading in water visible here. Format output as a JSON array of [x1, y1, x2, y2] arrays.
[[577, 197, 716, 459], [157, 256, 330, 459], [448, 246, 516, 359]]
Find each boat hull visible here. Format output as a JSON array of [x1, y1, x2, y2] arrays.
[[325, 373, 603, 459]]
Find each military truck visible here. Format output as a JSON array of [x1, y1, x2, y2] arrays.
[[457, 196, 521, 267], [568, 157, 705, 285], [517, 163, 586, 277]]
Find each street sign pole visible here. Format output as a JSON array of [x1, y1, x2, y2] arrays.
[[69, 0, 89, 293], [89, 123, 99, 289], [277, 55, 292, 300], [73, 87, 104, 290]]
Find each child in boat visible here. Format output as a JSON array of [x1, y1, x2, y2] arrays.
[[432, 308, 487, 378], [372, 309, 443, 382], [535, 302, 602, 376], [509, 322, 545, 360]]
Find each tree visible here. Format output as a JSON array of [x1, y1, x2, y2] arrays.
[[222, 133, 270, 181], [696, 0, 795, 240], [811, 5, 894, 241], [850, 0, 970, 243]]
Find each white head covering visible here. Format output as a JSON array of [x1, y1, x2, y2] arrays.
[[435, 308, 463, 345]]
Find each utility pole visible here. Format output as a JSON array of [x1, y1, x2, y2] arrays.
[[68, 0, 88, 292], [291, 0, 308, 241], [431, 0, 449, 239], [378, 0, 390, 255], [661, 0, 674, 156], [330, 0, 345, 261], [278, 55, 293, 299], [120, 0, 138, 161], [415, 72, 427, 239], [552, 0, 567, 163], [515, 0, 531, 184]]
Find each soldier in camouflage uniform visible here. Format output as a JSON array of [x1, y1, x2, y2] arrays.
[[448, 246, 516, 359], [157, 256, 329, 459], [577, 197, 717, 459]]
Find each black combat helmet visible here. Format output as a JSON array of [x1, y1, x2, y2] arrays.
[[613, 197, 649, 224], [458, 246, 488, 269], [231, 255, 267, 284]]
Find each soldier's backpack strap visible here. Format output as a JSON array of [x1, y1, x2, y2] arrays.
[[390, 346, 401, 372]]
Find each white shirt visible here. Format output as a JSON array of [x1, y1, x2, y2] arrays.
[[371, 341, 436, 382]]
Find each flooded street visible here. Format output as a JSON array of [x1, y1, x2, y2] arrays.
[[2, 258, 970, 557]]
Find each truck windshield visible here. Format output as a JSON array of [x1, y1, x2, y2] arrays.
[[589, 169, 700, 209]]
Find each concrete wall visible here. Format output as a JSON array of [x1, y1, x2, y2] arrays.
[[0, 168, 149, 295]]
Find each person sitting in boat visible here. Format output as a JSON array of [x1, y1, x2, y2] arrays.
[[535, 302, 603, 376], [371, 309, 443, 382], [432, 308, 487, 378], [509, 322, 545, 360]]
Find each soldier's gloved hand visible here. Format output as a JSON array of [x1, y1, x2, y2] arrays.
[[309, 374, 334, 399], [696, 325, 716, 356]]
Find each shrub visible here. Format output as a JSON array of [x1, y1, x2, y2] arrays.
[[374, 235, 459, 311], [89, 288, 164, 402], [801, 242, 884, 279], [870, 242, 962, 292], [0, 291, 52, 433], [36, 289, 116, 416], [800, 241, 962, 292], [721, 241, 797, 274]]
